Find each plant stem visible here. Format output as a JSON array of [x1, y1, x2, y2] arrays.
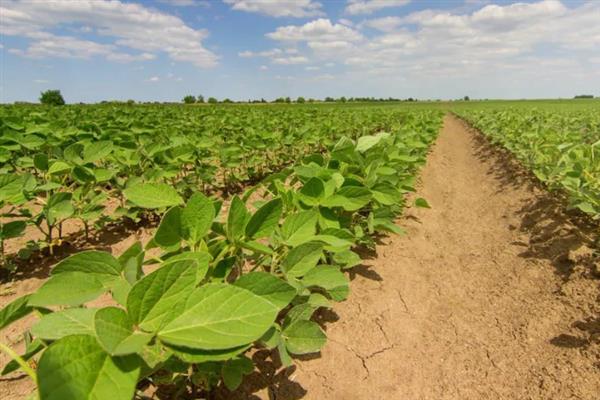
[[0, 341, 37, 382]]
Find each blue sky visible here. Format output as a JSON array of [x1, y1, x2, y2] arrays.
[[1, 0, 598, 103]]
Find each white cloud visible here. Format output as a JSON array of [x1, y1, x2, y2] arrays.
[[266, 18, 363, 43], [157, 0, 210, 7], [239, 48, 283, 58], [272, 56, 309, 64], [33, 79, 49, 83], [223, 0, 324, 18], [345, 0, 410, 16], [259, 65, 268, 70], [147, 76, 160, 82], [361, 16, 402, 32], [1, 0, 217, 67], [305, 66, 320, 71]]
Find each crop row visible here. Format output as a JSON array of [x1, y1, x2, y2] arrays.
[[0, 104, 429, 265], [455, 108, 600, 220], [0, 109, 443, 398]]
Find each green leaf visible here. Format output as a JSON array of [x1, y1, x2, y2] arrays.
[[302, 266, 349, 301], [0, 295, 32, 330], [45, 192, 74, 225], [118, 241, 144, 285], [123, 183, 183, 209], [181, 192, 215, 244], [1, 338, 44, 376], [333, 250, 362, 270], [281, 242, 323, 278], [322, 186, 372, 211], [227, 196, 249, 241], [371, 183, 401, 206], [298, 177, 325, 206], [94, 307, 152, 356], [72, 165, 95, 184], [356, 132, 390, 153], [154, 206, 182, 248], [168, 343, 250, 364], [1, 220, 26, 239], [283, 320, 326, 355], [222, 356, 254, 391], [31, 308, 97, 341], [127, 259, 198, 333], [47, 161, 71, 175], [37, 335, 140, 400], [28, 272, 105, 307], [83, 141, 113, 163], [245, 198, 282, 239], [233, 272, 296, 310], [33, 153, 49, 171], [52, 250, 122, 285], [414, 197, 431, 208], [282, 210, 318, 246], [158, 283, 279, 350]]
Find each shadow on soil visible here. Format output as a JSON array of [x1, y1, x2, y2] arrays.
[[457, 116, 600, 357], [464, 117, 599, 282]]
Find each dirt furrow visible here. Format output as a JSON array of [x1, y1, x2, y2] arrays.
[[234, 114, 600, 400]]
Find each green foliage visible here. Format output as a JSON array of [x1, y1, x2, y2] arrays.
[[39, 90, 65, 106], [183, 95, 196, 104]]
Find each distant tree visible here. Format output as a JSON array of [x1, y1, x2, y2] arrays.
[[296, 96, 306, 103], [40, 89, 65, 106], [285, 97, 291, 103], [207, 97, 218, 104], [463, 96, 470, 101], [324, 96, 334, 102], [574, 94, 594, 99], [197, 95, 205, 103], [260, 98, 267, 103], [338, 96, 347, 103], [183, 95, 196, 104], [126, 99, 135, 105], [274, 97, 285, 103], [222, 98, 233, 103]]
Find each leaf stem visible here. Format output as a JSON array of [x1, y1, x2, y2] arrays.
[[0, 341, 37, 382]]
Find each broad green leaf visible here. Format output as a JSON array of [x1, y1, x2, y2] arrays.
[[371, 183, 401, 205], [28, 272, 105, 307], [37, 335, 140, 400], [52, 250, 122, 285], [72, 165, 95, 184], [127, 259, 197, 332], [163, 251, 211, 283], [1, 338, 44, 376], [281, 242, 323, 278], [83, 141, 113, 163], [94, 307, 152, 356], [123, 183, 183, 209], [245, 198, 282, 239], [158, 283, 279, 350], [45, 192, 74, 225], [302, 266, 349, 301], [33, 153, 49, 171], [154, 206, 182, 248], [227, 196, 249, 241], [321, 186, 372, 211], [297, 177, 325, 206], [118, 241, 144, 284], [0, 295, 32, 330], [414, 197, 431, 208], [181, 192, 215, 244], [1, 220, 26, 239], [169, 343, 250, 363], [31, 308, 97, 341], [356, 132, 390, 153], [282, 210, 318, 246], [233, 272, 296, 309], [333, 250, 362, 269], [222, 356, 254, 391], [283, 320, 326, 355], [47, 161, 71, 175]]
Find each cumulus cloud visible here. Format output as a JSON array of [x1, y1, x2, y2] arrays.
[[0, 0, 217, 67], [266, 19, 363, 43], [238, 47, 308, 65], [272, 56, 309, 65], [223, 0, 324, 18], [345, 0, 411, 16]]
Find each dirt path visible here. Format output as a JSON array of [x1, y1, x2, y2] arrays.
[[235, 115, 600, 399]]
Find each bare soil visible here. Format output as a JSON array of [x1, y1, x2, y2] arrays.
[[222, 115, 600, 399], [1, 115, 599, 399]]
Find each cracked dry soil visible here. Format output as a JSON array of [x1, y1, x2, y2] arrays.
[[224, 115, 600, 400]]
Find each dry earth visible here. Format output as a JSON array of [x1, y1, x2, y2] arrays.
[[1, 115, 599, 400], [222, 115, 600, 400]]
